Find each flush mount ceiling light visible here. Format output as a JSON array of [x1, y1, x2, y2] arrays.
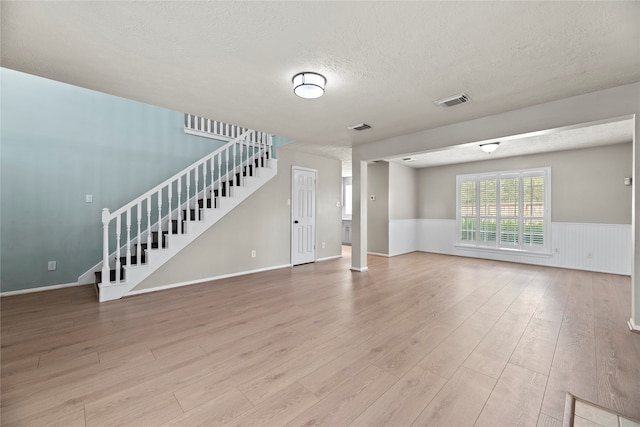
[[480, 142, 500, 153], [292, 72, 326, 99]]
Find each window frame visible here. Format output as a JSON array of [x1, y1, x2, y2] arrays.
[[455, 167, 551, 255]]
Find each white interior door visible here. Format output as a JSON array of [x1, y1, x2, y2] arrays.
[[292, 167, 317, 265]]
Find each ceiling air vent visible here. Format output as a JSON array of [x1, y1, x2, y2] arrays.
[[347, 123, 371, 131], [434, 93, 470, 108]]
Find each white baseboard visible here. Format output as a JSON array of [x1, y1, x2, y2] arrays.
[[388, 250, 417, 257], [629, 318, 640, 334], [317, 255, 342, 262], [350, 266, 369, 272], [368, 252, 390, 257], [0, 281, 82, 297], [126, 264, 292, 296]]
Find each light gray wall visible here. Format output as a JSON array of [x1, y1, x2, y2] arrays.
[[389, 162, 418, 220], [417, 143, 632, 224], [133, 146, 342, 291], [367, 162, 389, 254]]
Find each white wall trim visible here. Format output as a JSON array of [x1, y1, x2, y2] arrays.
[[629, 318, 640, 333], [350, 266, 369, 272], [388, 219, 419, 257], [368, 252, 390, 257], [0, 281, 82, 297], [127, 264, 292, 296], [415, 219, 632, 275], [317, 255, 342, 262]]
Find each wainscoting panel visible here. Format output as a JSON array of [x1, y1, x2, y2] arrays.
[[414, 220, 631, 275], [388, 219, 419, 256]]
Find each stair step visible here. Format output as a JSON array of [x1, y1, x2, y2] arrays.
[[95, 267, 125, 283], [197, 198, 212, 209], [182, 209, 202, 221], [136, 230, 168, 250], [171, 219, 186, 234], [119, 253, 146, 266]]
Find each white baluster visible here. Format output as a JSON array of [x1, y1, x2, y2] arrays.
[[101, 208, 110, 284], [177, 175, 182, 234], [240, 141, 245, 186], [147, 196, 152, 250], [186, 169, 191, 222], [207, 119, 211, 133], [115, 215, 121, 283], [194, 166, 199, 221], [217, 152, 222, 199], [202, 160, 207, 209], [136, 202, 142, 263], [168, 181, 173, 235], [157, 189, 162, 249], [210, 156, 215, 204], [126, 209, 131, 270]]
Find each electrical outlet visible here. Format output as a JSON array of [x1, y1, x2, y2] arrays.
[[85, 194, 93, 203], [251, 250, 256, 258], [587, 252, 593, 259], [48, 261, 57, 271]]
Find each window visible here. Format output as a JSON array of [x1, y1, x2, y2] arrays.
[[456, 167, 550, 253], [343, 183, 352, 217]]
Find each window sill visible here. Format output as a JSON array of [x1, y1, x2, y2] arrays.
[[454, 244, 553, 258]]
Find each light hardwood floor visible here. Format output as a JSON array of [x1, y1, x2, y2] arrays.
[[2, 249, 639, 426]]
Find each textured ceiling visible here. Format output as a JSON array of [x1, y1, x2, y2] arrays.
[[2, 1, 639, 174], [387, 119, 634, 169]]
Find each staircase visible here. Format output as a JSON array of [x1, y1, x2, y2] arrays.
[[78, 125, 277, 302]]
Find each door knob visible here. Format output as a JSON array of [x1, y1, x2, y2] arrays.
[[294, 220, 299, 224]]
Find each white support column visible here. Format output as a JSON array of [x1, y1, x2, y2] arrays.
[[186, 170, 191, 221], [115, 215, 121, 282], [125, 209, 131, 268], [194, 166, 199, 219], [177, 176, 182, 233], [157, 189, 163, 242], [630, 114, 640, 333], [146, 196, 152, 247], [351, 160, 368, 272], [136, 202, 142, 262], [209, 156, 215, 203], [168, 181, 173, 234], [101, 208, 110, 284]]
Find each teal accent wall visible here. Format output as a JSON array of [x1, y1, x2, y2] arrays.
[[1, 68, 232, 292]]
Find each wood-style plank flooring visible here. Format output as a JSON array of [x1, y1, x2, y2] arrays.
[[2, 248, 639, 426]]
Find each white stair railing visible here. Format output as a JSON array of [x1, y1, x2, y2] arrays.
[[99, 128, 272, 287], [184, 114, 268, 144]]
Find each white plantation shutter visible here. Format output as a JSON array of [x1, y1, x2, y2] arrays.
[[456, 168, 550, 253], [479, 179, 497, 244], [499, 176, 519, 245], [459, 179, 477, 242], [522, 174, 546, 247]]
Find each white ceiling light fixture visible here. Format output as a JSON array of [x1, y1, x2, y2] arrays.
[[480, 142, 500, 153], [292, 72, 326, 99]]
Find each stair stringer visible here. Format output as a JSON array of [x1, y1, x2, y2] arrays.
[[98, 159, 277, 302]]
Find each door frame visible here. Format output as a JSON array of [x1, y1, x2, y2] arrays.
[[291, 166, 318, 266]]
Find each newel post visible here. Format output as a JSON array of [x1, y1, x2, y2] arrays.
[[101, 208, 110, 285]]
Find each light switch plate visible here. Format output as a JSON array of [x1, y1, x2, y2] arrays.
[[85, 194, 93, 203]]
